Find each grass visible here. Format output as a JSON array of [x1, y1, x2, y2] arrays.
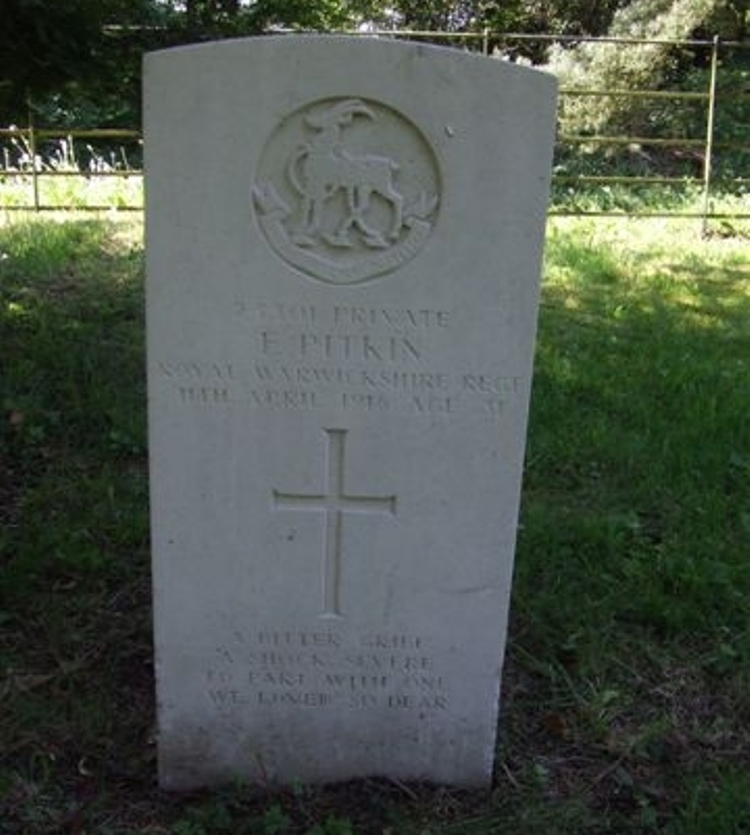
[[1, 212, 749, 833], [0, 173, 143, 212]]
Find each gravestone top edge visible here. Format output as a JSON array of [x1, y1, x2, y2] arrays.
[[143, 33, 557, 88]]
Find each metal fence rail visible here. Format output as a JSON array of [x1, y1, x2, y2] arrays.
[[1, 31, 749, 223]]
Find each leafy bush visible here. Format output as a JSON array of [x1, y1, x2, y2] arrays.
[[549, 0, 719, 135]]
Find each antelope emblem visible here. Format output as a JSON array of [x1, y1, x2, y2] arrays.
[[287, 99, 404, 249]]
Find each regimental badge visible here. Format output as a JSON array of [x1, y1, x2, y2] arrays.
[[253, 98, 440, 286]]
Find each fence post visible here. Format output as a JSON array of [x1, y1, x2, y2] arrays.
[[27, 107, 40, 212], [482, 27, 490, 55], [701, 35, 719, 236]]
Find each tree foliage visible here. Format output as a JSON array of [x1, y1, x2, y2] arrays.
[[1, 0, 104, 113], [548, 0, 729, 134], [172, 0, 357, 38], [0, 0, 166, 123]]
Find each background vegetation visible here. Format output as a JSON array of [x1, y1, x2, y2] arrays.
[[2, 0, 749, 217], [1, 0, 748, 129]]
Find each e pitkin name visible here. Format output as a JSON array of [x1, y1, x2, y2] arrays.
[[259, 331, 422, 363]]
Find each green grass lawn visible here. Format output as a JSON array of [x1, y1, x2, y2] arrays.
[[0, 213, 748, 834]]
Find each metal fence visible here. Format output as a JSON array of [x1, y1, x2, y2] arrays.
[[0, 126, 142, 212], [1, 30, 749, 224]]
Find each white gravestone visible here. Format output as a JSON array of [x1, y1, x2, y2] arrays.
[[145, 36, 556, 791]]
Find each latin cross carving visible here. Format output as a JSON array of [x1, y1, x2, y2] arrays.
[[272, 428, 396, 618]]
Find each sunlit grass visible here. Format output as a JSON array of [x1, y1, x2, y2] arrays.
[[0, 172, 143, 210]]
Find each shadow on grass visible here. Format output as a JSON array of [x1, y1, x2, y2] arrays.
[[0, 220, 156, 825], [503, 229, 750, 833], [519, 231, 750, 642]]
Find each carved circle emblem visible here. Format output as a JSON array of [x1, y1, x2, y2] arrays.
[[253, 97, 440, 285]]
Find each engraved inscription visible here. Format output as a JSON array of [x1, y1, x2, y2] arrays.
[[272, 430, 396, 619], [155, 302, 526, 421], [204, 630, 450, 714], [259, 331, 422, 362], [253, 98, 440, 285]]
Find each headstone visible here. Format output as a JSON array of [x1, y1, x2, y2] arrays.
[[145, 35, 556, 791]]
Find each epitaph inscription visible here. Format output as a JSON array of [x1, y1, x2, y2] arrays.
[[205, 629, 448, 715], [253, 98, 440, 284]]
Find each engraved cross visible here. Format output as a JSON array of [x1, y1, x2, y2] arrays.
[[272, 428, 396, 619]]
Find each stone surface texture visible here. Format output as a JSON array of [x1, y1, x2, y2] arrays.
[[145, 35, 556, 791]]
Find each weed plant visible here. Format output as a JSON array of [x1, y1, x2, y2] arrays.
[[0, 215, 748, 833], [0, 134, 143, 211]]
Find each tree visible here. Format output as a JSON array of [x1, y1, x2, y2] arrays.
[[1, 0, 104, 116], [0, 0, 165, 123], [172, 0, 358, 37], [2, 0, 745, 130], [548, 0, 726, 134]]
